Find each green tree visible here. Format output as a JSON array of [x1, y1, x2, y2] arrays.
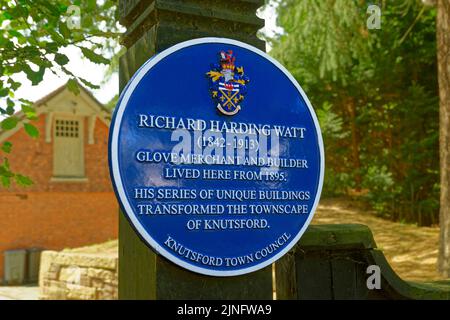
[[436, 0, 450, 277], [270, 0, 440, 226], [0, 0, 122, 187]]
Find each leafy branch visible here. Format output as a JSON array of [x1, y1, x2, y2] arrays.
[[0, 0, 123, 187]]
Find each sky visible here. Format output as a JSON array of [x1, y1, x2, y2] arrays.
[[13, 3, 281, 106]]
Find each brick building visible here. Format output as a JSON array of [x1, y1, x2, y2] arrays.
[[0, 84, 118, 284]]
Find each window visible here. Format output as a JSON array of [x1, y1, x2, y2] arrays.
[[53, 117, 85, 179], [55, 119, 80, 138]]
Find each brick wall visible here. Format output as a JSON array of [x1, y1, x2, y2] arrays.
[[0, 192, 118, 281], [3, 114, 113, 193], [0, 114, 118, 281]]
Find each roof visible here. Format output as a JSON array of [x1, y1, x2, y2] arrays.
[[0, 81, 112, 143], [34, 81, 111, 114]]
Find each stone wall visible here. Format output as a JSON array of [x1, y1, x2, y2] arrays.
[[39, 244, 118, 300]]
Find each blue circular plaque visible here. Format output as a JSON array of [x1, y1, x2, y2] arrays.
[[109, 38, 324, 276]]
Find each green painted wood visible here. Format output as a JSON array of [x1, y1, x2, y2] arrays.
[[119, 212, 156, 300], [330, 252, 357, 299], [120, 0, 264, 26], [155, 258, 272, 300], [156, 0, 265, 26], [274, 252, 297, 300], [295, 250, 333, 300], [298, 224, 377, 250], [369, 249, 450, 300], [118, 0, 272, 300], [119, 0, 265, 49], [275, 224, 450, 300]]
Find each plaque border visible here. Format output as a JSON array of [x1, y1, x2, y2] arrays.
[[109, 37, 325, 277]]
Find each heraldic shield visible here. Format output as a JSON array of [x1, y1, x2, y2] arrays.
[[206, 50, 250, 116]]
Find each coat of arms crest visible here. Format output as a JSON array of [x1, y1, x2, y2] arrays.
[[206, 50, 249, 116]]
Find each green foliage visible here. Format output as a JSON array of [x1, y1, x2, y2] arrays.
[[1, 141, 11, 153], [1, 116, 18, 130], [0, 0, 122, 188], [362, 165, 399, 214], [54, 53, 69, 66], [317, 102, 348, 144], [106, 94, 119, 110], [317, 102, 352, 196], [274, 0, 372, 83], [15, 174, 33, 186], [80, 46, 110, 65], [271, 0, 439, 225], [0, 157, 34, 187], [0, 167, 12, 187], [67, 78, 80, 95], [323, 168, 353, 196], [23, 123, 38, 138]]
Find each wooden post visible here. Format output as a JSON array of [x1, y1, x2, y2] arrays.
[[118, 0, 271, 300]]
